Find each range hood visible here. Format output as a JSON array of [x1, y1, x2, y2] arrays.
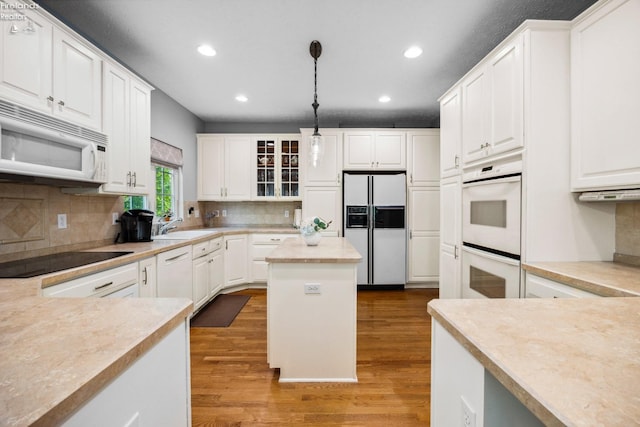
[[579, 189, 640, 202]]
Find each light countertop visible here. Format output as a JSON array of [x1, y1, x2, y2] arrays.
[[428, 297, 640, 426], [0, 226, 296, 426], [265, 236, 362, 264], [523, 261, 640, 297]]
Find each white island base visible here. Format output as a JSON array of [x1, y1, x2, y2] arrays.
[[266, 237, 361, 382]]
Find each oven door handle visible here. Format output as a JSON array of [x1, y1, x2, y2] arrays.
[[462, 175, 521, 187], [461, 245, 520, 266]]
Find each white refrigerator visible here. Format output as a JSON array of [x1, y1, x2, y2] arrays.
[[343, 172, 406, 287]]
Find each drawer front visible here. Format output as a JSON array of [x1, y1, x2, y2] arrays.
[[210, 237, 223, 252], [251, 234, 293, 245], [525, 273, 599, 299], [252, 244, 279, 260], [192, 241, 210, 259], [43, 263, 138, 298]]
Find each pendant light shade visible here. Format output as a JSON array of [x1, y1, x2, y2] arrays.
[[309, 40, 324, 168]]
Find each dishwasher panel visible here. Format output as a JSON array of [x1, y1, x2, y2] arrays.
[[156, 245, 193, 299]]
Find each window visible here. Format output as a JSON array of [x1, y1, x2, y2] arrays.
[[155, 165, 178, 217], [123, 163, 182, 218]]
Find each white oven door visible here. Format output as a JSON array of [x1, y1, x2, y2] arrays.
[[462, 175, 521, 256], [462, 246, 520, 299]]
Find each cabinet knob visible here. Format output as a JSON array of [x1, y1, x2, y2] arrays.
[[47, 96, 54, 102], [58, 100, 65, 107]]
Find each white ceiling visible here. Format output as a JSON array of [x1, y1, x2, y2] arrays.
[[36, 0, 597, 129]]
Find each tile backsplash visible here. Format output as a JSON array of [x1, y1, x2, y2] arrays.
[[0, 183, 123, 263], [615, 201, 640, 264], [200, 201, 301, 228]]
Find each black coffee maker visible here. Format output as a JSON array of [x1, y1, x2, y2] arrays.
[[119, 209, 154, 242]]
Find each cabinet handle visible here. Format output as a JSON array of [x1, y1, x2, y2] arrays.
[[94, 281, 114, 291], [454, 245, 459, 260], [270, 238, 281, 242], [142, 267, 148, 285], [47, 96, 54, 102], [337, 174, 341, 184], [226, 240, 228, 250], [225, 187, 228, 197], [410, 173, 413, 184], [126, 171, 132, 186], [454, 155, 460, 168], [132, 172, 137, 187], [220, 188, 223, 197], [58, 100, 65, 107], [376, 161, 379, 167], [409, 230, 412, 239]]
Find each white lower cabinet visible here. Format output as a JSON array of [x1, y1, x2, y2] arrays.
[[250, 234, 293, 282], [192, 237, 225, 310], [439, 176, 461, 298], [525, 273, 599, 298], [431, 321, 542, 427], [138, 257, 156, 297], [43, 263, 138, 298], [61, 322, 191, 427], [224, 234, 248, 287], [407, 187, 440, 283]]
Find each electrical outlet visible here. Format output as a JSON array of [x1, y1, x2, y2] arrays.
[[284, 210, 290, 218], [222, 209, 227, 217], [195, 209, 200, 218], [57, 214, 68, 229], [461, 396, 476, 427], [112, 213, 119, 225], [304, 283, 321, 294]]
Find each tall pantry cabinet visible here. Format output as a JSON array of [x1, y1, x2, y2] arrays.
[[406, 130, 441, 284], [300, 129, 343, 236]]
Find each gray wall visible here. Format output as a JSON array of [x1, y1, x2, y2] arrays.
[[150, 89, 205, 201]]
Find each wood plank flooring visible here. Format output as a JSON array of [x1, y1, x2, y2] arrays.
[[190, 288, 439, 426]]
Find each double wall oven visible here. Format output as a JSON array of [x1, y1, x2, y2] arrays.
[[461, 160, 522, 298]]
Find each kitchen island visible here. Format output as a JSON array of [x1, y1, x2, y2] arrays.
[[265, 236, 361, 382], [428, 297, 640, 426]]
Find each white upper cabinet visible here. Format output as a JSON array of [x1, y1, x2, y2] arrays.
[[439, 88, 462, 177], [251, 135, 302, 200], [51, 27, 102, 130], [197, 134, 251, 201], [343, 130, 406, 170], [0, 2, 52, 113], [0, 6, 102, 131], [571, 0, 640, 191], [407, 130, 440, 187], [300, 129, 343, 187], [462, 37, 523, 165], [101, 62, 151, 195]]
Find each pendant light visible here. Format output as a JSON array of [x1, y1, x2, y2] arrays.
[[309, 40, 324, 168]]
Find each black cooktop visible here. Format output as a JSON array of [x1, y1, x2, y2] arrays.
[[0, 251, 133, 278]]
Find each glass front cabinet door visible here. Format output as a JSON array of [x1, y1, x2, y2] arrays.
[[253, 136, 301, 200]]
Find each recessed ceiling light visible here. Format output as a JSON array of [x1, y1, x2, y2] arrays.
[[379, 95, 391, 103], [197, 44, 216, 57], [235, 95, 248, 102], [403, 46, 422, 59]]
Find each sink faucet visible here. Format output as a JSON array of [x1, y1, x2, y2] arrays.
[[159, 217, 183, 235]]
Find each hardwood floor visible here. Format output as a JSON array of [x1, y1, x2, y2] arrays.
[[190, 288, 439, 426]]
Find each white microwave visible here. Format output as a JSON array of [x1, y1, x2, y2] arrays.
[[0, 100, 108, 185]]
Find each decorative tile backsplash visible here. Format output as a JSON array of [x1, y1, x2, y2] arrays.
[[615, 201, 640, 263], [0, 197, 45, 243], [0, 183, 122, 263], [200, 201, 301, 228]]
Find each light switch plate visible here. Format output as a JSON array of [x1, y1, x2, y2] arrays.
[[304, 283, 321, 294], [57, 214, 68, 229]]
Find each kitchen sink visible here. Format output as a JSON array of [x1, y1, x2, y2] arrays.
[[153, 230, 218, 240]]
